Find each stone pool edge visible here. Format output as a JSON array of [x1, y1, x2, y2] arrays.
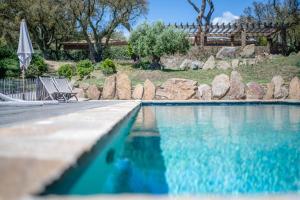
[[0, 101, 141, 200]]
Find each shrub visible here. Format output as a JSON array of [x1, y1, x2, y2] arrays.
[[100, 59, 117, 75], [0, 45, 20, 78], [25, 55, 48, 78], [103, 46, 131, 60], [0, 58, 19, 78], [129, 21, 190, 69], [58, 64, 74, 79], [296, 60, 300, 68], [76, 60, 94, 79]]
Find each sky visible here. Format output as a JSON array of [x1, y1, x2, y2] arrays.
[[122, 0, 255, 37], [145, 0, 255, 24]]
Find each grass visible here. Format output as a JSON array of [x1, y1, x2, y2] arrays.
[[78, 53, 300, 87]]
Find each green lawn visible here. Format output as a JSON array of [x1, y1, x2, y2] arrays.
[[79, 53, 300, 87]]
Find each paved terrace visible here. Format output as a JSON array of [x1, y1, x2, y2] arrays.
[[0, 100, 299, 200]]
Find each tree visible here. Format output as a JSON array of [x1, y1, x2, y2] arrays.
[[187, 0, 214, 32], [129, 22, 190, 69], [240, 0, 300, 53], [66, 0, 148, 62], [0, 0, 76, 59]]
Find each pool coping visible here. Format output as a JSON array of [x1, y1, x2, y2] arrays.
[[0, 100, 299, 200], [0, 101, 141, 200]]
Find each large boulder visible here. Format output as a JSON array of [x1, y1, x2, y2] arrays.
[[272, 76, 288, 99], [143, 79, 156, 100], [246, 82, 264, 99], [73, 88, 85, 99], [116, 73, 132, 100], [289, 77, 300, 100], [156, 78, 198, 100], [216, 61, 231, 70], [102, 75, 116, 99], [231, 59, 240, 69], [87, 85, 101, 100], [197, 84, 212, 100], [227, 71, 246, 100], [212, 74, 230, 99], [203, 55, 215, 70], [132, 84, 144, 100], [180, 59, 203, 70], [216, 47, 238, 59], [240, 44, 255, 58], [264, 83, 275, 100]]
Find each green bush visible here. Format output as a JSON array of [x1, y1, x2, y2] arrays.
[[0, 58, 19, 78], [103, 46, 131, 60], [25, 55, 48, 78], [0, 45, 20, 78], [76, 60, 94, 79], [58, 64, 74, 79], [100, 59, 117, 75]]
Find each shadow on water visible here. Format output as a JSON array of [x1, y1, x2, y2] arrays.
[[40, 106, 169, 195]]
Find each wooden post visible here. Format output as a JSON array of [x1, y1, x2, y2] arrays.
[[241, 29, 246, 48], [267, 37, 273, 54], [230, 35, 235, 46], [200, 31, 205, 47]]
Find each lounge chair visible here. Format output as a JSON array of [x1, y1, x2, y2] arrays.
[[39, 77, 65, 101], [53, 77, 78, 101]]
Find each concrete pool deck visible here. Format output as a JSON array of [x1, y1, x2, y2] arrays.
[[0, 100, 299, 200]]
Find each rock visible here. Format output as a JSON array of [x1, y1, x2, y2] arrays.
[[73, 88, 85, 99], [156, 78, 198, 100], [180, 59, 203, 70], [240, 44, 255, 58], [116, 73, 132, 100], [191, 60, 204, 70], [102, 75, 116, 99], [216, 47, 238, 59], [79, 82, 89, 90], [216, 60, 231, 70], [132, 84, 144, 100], [197, 84, 212, 100], [227, 71, 246, 100], [246, 82, 264, 99], [87, 85, 101, 100], [161, 55, 184, 70], [143, 79, 156, 100], [289, 77, 300, 99], [212, 74, 230, 99], [231, 59, 240, 69], [272, 76, 288, 99], [179, 59, 193, 70], [203, 56, 215, 70], [264, 83, 275, 100]]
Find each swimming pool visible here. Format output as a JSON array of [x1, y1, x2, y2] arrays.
[[42, 103, 300, 196]]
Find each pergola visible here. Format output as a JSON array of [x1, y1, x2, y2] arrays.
[[167, 22, 288, 49]]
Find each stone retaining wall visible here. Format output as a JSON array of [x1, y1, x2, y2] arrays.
[[75, 73, 300, 101]]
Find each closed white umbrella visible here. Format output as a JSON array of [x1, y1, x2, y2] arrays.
[[17, 19, 34, 100]]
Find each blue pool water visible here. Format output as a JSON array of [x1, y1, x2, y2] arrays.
[[42, 104, 300, 195]]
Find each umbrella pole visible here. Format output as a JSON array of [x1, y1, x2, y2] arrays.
[[22, 67, 25, 100]]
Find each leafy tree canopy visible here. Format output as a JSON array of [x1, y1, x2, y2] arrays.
[[129, 22, 190, 68]]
